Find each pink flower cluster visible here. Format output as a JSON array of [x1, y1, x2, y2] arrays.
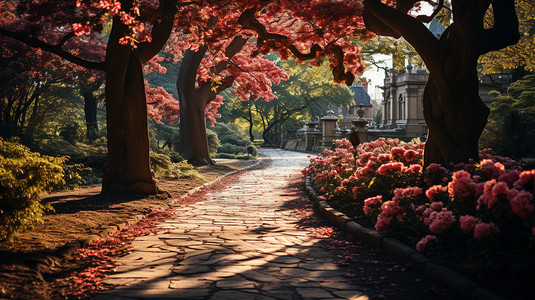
[[306, 139, 535, 255], [428, 210, 456, 234], [416, 235, 437, 252], [374, 187, 422, 232], [425, 185, 448, 201], [474, 221, 500, 239], [363, 195, 383, 216], [459, 215, 479, 233], [304, 138, 424, 202], [448, 170, 476, 200]]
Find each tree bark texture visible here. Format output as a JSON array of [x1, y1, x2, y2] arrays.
[[177, 47, 214, 165], [102, 0, 177, 194], [364, 0, 519, 167], [81, 79, 102, 141], [176, 36, 247, 165]]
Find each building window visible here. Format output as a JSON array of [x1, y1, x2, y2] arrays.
[[398, 94, 405, 120]]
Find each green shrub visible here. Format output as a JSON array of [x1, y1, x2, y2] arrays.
[[207, 129, 220, 158], [246, 145, 258, 157], [59, 122, 84, 144], [150, 151, 198, 179], [159, 147, 184, 163], [36, 139, 106, 187], [61, 163, 101, 188], [213, 124, 257, 159], [217, 153, 255, 159], [214, 124, 249, 146], [38, 139, 107, 170], [0, 138, 66, 240], [219, 142, 246, 154]]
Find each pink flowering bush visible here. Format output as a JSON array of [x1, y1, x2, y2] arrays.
[[305, 139, 535, 296], [303, 138, 424, 216]]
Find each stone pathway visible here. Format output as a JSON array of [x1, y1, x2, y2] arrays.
[[95, 149, 449, 300]]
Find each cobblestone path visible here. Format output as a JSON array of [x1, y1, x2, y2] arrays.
[[95, 149, 449, 300]]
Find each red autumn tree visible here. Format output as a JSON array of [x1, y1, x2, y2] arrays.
[[164, 1, 373, 164], [1, 0, 402, 193], [0, 0, 375, 191], [1, 0, 183, 194], [165, 4, 289, 164]]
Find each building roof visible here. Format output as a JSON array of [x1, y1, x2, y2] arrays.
[[428, 18, 446, 38], [350, 83, 372, 106]]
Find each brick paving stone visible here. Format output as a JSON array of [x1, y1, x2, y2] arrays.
[[168, 277, 212, 289], [97, 149, 452, 300], [215, 276, 257, 289], [209, 290, 262, 300], [296, 287, 337, 299]]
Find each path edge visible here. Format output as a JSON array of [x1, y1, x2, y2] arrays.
[[304, 175, 504, 300], [45, 157, 267, 270]]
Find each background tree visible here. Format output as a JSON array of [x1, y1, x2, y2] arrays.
[[78, 72, 105, 141], [480, 73, 535, 160], [479, 0, 535, 76], [220, 58, 354, 146], [363, 0, 520, 167], [0, 36, 76, 139], [1, 0, 185, 194]]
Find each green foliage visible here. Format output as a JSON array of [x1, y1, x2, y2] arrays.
[[219, 56, 354, 146], [218, 143, 244, 154], [149, 122, 180, 152], [158, 147, 184, 163], [374, 110, 383, 125], [38, 138, 107, 171], [213, 123, 257, 159], [480, 73, 535, 159], [59, 122, 84, 144], [149, 151, 198, 179], [36, 138, 107, 188], [0, 138, 65, 240], [206, 129, 220, 158], [480, 0, 535, 74]]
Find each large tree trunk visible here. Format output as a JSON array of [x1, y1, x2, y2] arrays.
[[177, 37, 247, 165], [177, 47, 214, 165], [422, 71, 490, 167], [82, 85, 100, 141], [178, 93, 213, 165], [103, 48, 156, 194], [364, 0, 519, 167], [102, 0, 177, 194], [247, 103, 255, 142]]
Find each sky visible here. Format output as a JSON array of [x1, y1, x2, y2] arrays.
[[362, 54, 392, 102], [360, 2, 436, 102]]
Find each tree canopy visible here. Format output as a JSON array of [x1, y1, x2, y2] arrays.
[[479, 0, 535, 74], [0, 0, 524, 192]]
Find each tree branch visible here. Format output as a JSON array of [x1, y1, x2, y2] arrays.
[[138, 0, 179, 63], [57, 31, 76, 48], [238, 5, 355, 85], [479, 0, 520, 55], [0, 28, 105, 71], [213, 35, 249, 75], [416, 0, 445, 23], [363, 0, 444, 77]]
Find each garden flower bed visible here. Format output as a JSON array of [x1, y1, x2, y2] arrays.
[[303, 138, 535, 299]]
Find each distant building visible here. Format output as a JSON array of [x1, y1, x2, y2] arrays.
[[369, 18, 511, 141], [338, 81, 374, 129], [377, 66, 429, 139]]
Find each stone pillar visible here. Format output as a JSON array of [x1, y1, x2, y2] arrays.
[[320, 105, 339, 147], [280, 127, 288, 149], [348, 104, 368, 147], [304, 121, 321, 151]]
